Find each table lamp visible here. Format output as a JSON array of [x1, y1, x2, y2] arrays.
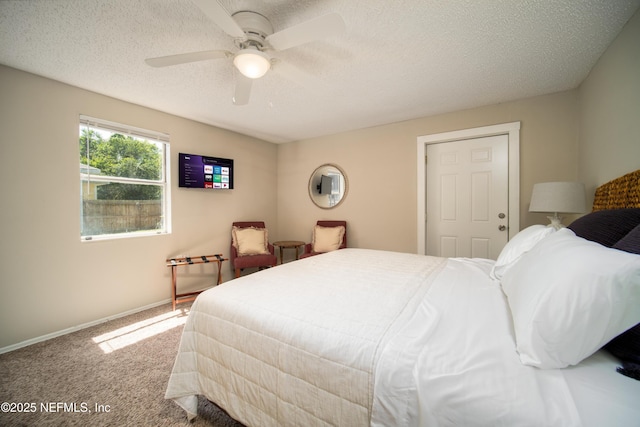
[[529, 181, 587, 229]]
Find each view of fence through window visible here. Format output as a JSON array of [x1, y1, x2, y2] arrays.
[[79, 116, 169, 240]]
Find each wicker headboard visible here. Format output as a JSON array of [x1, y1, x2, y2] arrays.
[[592, 169, 640, 211]]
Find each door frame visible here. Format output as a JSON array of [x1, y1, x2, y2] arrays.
[[417, 122, 521, 255]]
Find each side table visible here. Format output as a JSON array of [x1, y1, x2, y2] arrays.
[[272, 241, 306, 264]]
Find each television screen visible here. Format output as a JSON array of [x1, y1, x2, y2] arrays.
[[178, 153, 234, 189]]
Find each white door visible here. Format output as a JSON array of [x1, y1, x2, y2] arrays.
[[426, 134, 509, 259]]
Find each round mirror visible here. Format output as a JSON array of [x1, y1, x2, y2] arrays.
[[308, 164, 348, 209]]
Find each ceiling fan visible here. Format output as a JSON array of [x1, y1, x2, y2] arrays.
[[145, 0, 345, 105]]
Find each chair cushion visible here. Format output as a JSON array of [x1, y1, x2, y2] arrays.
[[312, 225, 345, 253], [232, 226, 269, 256]]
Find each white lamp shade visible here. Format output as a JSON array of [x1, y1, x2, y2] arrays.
[[529, 182, 587, 214], [233, 49, 271, 79]]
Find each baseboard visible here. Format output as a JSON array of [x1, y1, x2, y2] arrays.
[[0, 298, 172, 355]]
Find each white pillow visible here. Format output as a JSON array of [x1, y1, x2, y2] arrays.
[[501, 228, 640, 369], [233, 227, 269, 256], [312, 225, 345, 253], [490, 225, 556, 280]]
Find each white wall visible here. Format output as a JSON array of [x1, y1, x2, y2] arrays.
[[0, 66, 278, 349]]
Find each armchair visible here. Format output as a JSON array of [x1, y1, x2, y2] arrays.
[[300, 220, 347, 259], [230, 221, 278, 278]]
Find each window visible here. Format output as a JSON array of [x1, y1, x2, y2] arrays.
[[79, 115, 170, 241]]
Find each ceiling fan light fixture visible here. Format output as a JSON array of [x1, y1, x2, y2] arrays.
[[233, 48, 271, 79]]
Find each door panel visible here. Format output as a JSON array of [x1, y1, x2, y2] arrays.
[[471, 172, 490, 221], [441, 174, 457, 220], [426, 135, 509, 259]]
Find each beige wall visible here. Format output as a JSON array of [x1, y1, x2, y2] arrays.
[[578, 9, 640, 201], [0, 66, 277, 349], [278, 90, 579, 254]]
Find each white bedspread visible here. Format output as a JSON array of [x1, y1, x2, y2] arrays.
[[166, 248, 447, 426]]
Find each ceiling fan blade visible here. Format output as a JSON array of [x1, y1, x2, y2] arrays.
[[145, 50, 231, 67], [192, 0, 246, 39], [266, 13, 345, 51], [233, 74, 253, 105]]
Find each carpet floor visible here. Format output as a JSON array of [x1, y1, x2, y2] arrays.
[[0, 302, 244, 426]]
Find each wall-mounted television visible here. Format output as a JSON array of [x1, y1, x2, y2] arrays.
[[317, 175, 333, 194], [178, 153, 234, 189]]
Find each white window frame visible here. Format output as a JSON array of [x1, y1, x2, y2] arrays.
[[79, 115, 171, 241]]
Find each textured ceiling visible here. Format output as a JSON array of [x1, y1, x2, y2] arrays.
[[1, 0, 638, 143]]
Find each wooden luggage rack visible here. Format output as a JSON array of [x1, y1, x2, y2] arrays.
[[166, 254, 227, 310]]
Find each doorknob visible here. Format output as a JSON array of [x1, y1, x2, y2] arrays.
[[498, 225, 506, 231]]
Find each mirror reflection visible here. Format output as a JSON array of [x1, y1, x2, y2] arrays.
[[308, 164, 348, 209]]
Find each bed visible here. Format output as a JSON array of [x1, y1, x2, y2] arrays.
[[166, 170, 640, 426]]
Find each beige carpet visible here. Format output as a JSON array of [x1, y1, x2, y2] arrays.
[[0, 302, 244, 426]]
